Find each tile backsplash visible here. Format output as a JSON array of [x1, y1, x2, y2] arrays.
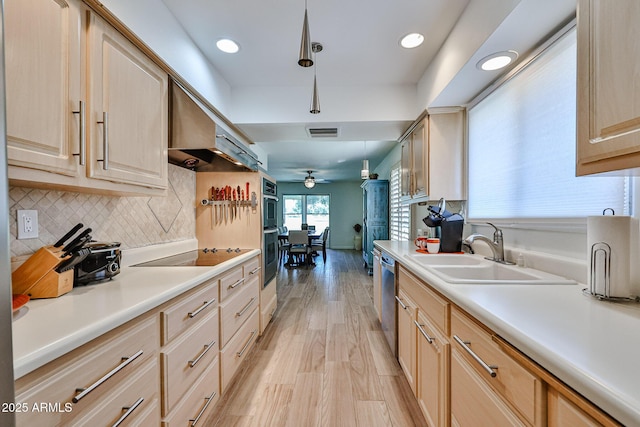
[[9, 165, 196, 258]]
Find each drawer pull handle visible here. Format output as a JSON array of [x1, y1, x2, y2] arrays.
[[236, 297, 256, 318], [236, 330, 257, 358], [228, 278, 245, 289], [190, 390, 217, 427], [96, 111, 109, 170], [189, 340, 216, 368], [414, 320, 433, 344], [453, 335, 498, 378], [188, 299, 216, 318], [395, 295, 407, 310], [73, 349, 144, 403], [249, 267, 261, 275], [71, 101, 86, 166], [112, 397, 144, 427]]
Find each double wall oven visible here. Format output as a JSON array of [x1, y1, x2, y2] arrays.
[[262, 178, 278, 287]]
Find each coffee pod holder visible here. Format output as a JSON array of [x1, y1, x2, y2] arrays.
[[582, 241, 639, 302]]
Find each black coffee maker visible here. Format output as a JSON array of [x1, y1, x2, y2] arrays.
[[422, 198, 464, 253]]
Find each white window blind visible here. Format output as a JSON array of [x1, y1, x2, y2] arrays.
[[390, 164, 410, 240], [468, 28, 630, 220]]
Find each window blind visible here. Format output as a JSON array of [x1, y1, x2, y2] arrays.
[[390, 164, 410, 240], [468, 28, 630, 220]]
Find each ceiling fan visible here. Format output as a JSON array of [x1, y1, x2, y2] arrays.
[[290, 170, 329, 188]]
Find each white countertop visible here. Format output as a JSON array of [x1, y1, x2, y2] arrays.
[[375, 240, 640, 427], [12, 246, 261, 380]]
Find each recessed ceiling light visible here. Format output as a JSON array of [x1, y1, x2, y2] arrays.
[[400, 33, 424, 49], [216, 38, 240, 54], [476, 50, 518, 71]]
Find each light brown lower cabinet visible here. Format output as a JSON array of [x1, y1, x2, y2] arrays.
[[416, 311, 449, 427], [397, 288, 418, 394], [395, 261, 623, 427]]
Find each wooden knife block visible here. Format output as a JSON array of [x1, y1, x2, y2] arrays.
[[11, 246, 74, 299]]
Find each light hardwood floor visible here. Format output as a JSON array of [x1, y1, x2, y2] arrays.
[[205, 249, 427, 426]]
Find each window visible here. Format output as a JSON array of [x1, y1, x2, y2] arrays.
[[390, 164, 410, 240], [467, 27, 630, 221], [283, 194, 330, 230]]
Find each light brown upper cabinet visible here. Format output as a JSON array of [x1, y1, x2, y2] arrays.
[[400, 108, 465, 204], [5, 0, 168, 195], [577, 0, 640, 175]]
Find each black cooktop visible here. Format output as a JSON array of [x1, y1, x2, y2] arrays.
[[133, 248, 251, 267]]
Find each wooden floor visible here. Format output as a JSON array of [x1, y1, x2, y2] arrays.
[[205, 249, 427, 427]]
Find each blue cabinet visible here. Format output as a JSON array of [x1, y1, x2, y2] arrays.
[[361, 179, 389, 273]]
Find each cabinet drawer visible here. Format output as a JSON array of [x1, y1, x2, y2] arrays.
[[219, 265, 245, 302], [399, 265, 449, 335], [161, 310, 219, 416], [244, 256, 261, 279], [72, 358, 160, 427], [260, 292, 277, 334], [451, 307, 544, 426], [220, 277, 259, 347], [220, 308, 259, 393], [161, 277, 218, 346], [162, 357, 220, 427], [16, 314, 158, 426]]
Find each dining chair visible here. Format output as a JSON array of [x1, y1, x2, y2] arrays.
[[311, 227, 329, 263], [286, 230, 311, 267]]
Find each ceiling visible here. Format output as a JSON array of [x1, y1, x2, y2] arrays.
[[160, 0, 576, 183]]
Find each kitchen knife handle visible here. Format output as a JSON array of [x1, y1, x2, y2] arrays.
[[72, 101, 86, 165], [97, 112, 109, 170], [54, 223, 84, 247], [61, 227, 92, 255]]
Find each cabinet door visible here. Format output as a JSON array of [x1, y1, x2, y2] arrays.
[[411, 120, 427, 196], [428, 110, 465, 200], [450, 349, 526, 427], [400, 139, 412, 197], [416, 311, 449, 427], [5, 0, 82, 176], [577, 0, 640, 175], [87, 12, 168, 189], [397, 289, 417, 394]]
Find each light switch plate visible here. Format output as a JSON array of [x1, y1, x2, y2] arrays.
[[17, 210, 39, 239]]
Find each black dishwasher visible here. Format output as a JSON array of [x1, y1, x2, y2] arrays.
[[380, 254, 397, 357]]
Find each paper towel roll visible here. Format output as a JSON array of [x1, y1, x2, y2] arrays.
[[587, 215, 639, 299]]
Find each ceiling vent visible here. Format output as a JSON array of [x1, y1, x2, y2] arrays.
[[307, 127, 339, 137]]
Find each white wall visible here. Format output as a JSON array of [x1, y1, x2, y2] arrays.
[[277, 181, 363, 250]]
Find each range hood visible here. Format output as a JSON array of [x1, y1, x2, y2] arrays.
[[169, 80, 259, 172]]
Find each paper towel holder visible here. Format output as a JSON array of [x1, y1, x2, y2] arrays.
[[583, 241, 639, 302]]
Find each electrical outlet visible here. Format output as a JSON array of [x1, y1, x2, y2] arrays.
[[17, 210, 39, 239]]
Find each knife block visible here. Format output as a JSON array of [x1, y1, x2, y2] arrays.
[[11, 246, 74, 298]]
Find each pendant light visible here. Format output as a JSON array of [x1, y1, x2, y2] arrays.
[[361, 141, 370, 179], [298, 0, 313, 67], [310, 42, 322, 114], [304, 170, 316, 188]]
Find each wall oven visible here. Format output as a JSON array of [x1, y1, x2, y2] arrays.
[[263, 178, 277, 230], [262, 178, 278, 287]]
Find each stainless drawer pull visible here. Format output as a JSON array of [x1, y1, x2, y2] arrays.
[[189, 340, 216, 368], [96, 111, 109, 170], [73, 349, 144, 403], [414, 320, 433, 344], [395, 295, 407, 310], [249, 267, 261, 275], [112, 397, 144, 427], [188, 299, 216, 318], [71, 100, 86, 165], [228, 278, 245, 289], [236, 297, 256, 318], [453, 335, 498, 378], [190, 390, 217, 427], [236, 330, 257, 358]]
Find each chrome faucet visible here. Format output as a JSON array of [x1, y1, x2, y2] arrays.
[[463, 223, 514, 265]]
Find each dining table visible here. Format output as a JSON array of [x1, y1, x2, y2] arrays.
[[278, 229, 324, 266]]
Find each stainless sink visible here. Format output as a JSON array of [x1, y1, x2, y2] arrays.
[[427, 263, 576, 285]]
